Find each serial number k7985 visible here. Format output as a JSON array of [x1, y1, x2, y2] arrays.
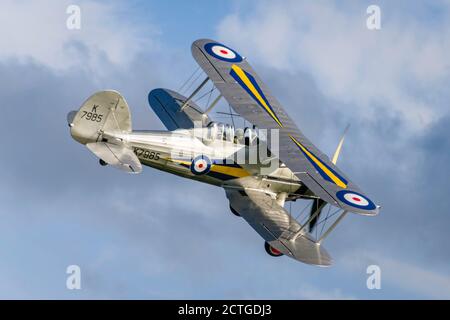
[[133, 147, 160, 161]]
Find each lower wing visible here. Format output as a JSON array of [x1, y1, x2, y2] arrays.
[[225, 187, 332, 266]]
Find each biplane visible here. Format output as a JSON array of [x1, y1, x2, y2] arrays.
[[67, 39, 379, 266]]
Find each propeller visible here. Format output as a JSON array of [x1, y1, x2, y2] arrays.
[[308, 198, 326, 232], [331, 124, 350, 165], [308, 125, 350, 232]]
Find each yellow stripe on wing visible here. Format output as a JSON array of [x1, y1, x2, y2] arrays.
[[289, 135, 347, 189], [231, 65, 283, 127]]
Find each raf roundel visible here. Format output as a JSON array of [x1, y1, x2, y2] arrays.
[[336, 190, 376, 210], [204, 42, 243, 63], [190, 155, 212, 175]]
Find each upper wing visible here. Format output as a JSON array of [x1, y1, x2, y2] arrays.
[[225, 188, 332, 266], [192, 39, 378, 215], [148, 88, 211, 130]]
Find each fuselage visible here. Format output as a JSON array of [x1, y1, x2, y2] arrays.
[[110, 128, 303, 200]]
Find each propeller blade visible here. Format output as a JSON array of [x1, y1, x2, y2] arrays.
[[309, 198, 326, 232], [331, 124, 350, 165], [308, 125, 350, 232]]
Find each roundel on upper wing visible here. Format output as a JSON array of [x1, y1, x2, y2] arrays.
[[204, 42, 243, 63], [190, 155, 212, 175], [336, 190, 376, 210]]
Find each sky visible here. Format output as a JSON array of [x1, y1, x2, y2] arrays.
[[0, 0, 449, 299]]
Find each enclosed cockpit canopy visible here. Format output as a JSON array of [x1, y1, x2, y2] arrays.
[[205, 122, 235, 142], [202, 121, 260, 146]]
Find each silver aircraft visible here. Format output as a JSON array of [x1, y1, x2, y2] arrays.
[[68, 39, 379, 266]]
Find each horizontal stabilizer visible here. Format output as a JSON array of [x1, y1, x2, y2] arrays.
[[86, 142, 142, 174]]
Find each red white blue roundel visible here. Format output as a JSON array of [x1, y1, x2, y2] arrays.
[[190, 155, 212, 175], [204, 42, 243, 63], [336, 190, 376, 210]]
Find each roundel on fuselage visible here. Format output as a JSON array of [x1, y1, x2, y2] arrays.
[[190, 155, 212, 175]]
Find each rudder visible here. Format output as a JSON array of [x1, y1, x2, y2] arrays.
[[69, 90, 131, 145]]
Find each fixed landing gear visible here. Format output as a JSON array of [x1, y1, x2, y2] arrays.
[[99, 159, 108, 166], [264, 242, 283, 257]]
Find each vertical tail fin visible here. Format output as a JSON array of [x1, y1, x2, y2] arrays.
[[68, 90, 141, 174], [68, 90, 131, 145]]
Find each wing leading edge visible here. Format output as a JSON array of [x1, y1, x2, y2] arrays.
[[192, 39, 379, 215]]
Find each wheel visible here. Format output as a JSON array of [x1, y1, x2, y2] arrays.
[[99, 159, 108, 166], [264, 242, 283, 257], [229, 205, 240, 217]]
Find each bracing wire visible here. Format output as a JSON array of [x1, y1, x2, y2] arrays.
[[178, 66, 201, 93], [183, 70, 204, 94], [228, 103, 235, 127], [215, 112, 241, 117], [194, 86, 215, 103], [315, 206, 342, 237], [295, 201, 312, 222], [204, 85, 214, 110]]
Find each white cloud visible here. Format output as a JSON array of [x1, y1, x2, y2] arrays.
[[382, 259, 450, 299], [0, 0, 158, 72], [217, 1, 450, 130], [383, 258, 450, 299], [342, 251, 450, 299]]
